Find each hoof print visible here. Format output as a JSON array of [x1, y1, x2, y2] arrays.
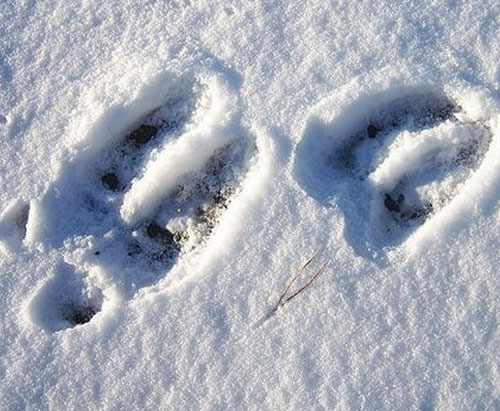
[[31, 72, 257, 301], [296, 85, 496, 254]]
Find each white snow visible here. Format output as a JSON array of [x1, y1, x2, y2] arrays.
[[0, 0, 499, 409]]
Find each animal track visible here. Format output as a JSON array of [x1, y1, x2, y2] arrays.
[[295, 85, 496, 256], [26, 262, 103, 332], [21, 73, 257, 331]]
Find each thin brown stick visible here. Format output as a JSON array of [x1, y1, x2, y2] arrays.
[[273, 250, 330, 314], [283, 260, 329, 305], [276, 250, 318, 309]]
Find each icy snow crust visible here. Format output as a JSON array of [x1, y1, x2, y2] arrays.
[[0, 0, 499, 409]]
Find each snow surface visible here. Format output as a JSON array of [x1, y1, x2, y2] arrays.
[[0, 0, 499, 409]]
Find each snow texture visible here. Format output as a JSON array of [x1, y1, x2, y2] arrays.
[[0, 0, 499, 409]]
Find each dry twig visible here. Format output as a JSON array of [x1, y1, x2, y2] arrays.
[[273, 250, 329, 313]]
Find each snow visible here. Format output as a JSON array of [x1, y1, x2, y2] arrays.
[[0, 0, 499, 409], [120, 74, 241, 225]]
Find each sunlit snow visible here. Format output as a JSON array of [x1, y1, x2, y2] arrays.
[[0, 0, 499, 409]]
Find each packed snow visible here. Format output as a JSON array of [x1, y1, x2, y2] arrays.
[[0, 0, 499, 409]]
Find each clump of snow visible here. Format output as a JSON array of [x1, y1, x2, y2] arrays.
[[369, 122, 487, 191]]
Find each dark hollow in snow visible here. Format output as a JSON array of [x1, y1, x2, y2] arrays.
[[146, 222, 175, 245], [63, 303, 98, 326], [12, 202, 30, 240], [384, 193, 401, 213], [400, 203, 433, 222], [367, 124, 380, 138], [384, 191, 432, 223], [101, 172, 120, 191], [126, 124, 158, 145]]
